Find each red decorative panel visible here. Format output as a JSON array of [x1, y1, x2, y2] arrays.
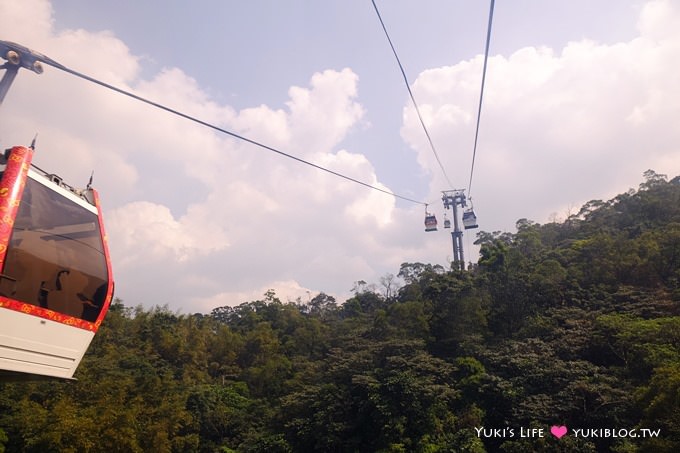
[[0, 146, 31, 268], [91, 188, 114, 330], [0, 295, 97, 331]]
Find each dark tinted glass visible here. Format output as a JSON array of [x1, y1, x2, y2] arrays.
[[1, 176, 109, 322]]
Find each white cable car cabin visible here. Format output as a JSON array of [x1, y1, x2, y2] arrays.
[[0, 145, 114, 379], [424, 214, 438, 232], [462, 209, 479, 229]]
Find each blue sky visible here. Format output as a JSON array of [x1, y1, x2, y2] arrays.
[[1, 0, 678, 312]]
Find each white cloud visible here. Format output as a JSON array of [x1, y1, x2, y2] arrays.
[[637, 0, 679, 41], [0, 0, 53, 43], [286, 68, 365, 153], [403, 0, 680, 232], [107, 201, 229, 265]]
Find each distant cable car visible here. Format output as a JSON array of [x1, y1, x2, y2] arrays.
[[0, 144, 114, 379], [443, 214, 451, 229], [424, 213, 438, 232], [462, 209, 479, 229]]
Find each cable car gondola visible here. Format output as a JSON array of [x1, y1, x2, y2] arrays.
[[424, 213, 438, 232], [0, 41, 114, 379], [443, 214, 451, 229], [462, 209, 479, 229], [0, 145, 114, 379]]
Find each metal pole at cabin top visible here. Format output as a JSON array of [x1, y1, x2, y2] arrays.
[[0, 64, 19, 106], [0, 40, 45, 107]]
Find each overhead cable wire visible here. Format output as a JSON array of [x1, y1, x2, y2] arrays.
[[15, 45, 426, 206], [467, 0, 495, 198], [371, 0, 454, 189]]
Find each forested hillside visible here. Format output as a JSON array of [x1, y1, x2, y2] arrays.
[[1, 170, 679, 452]]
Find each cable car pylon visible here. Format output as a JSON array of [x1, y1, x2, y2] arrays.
[[441, 189, 477, 270]]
